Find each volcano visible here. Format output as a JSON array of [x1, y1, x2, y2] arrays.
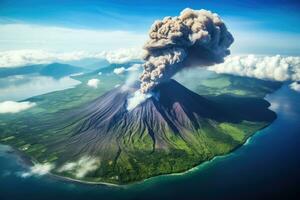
[[66, 80, 228, 153], [45, 79, 275, 184]]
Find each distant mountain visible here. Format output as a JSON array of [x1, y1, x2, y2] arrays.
[[62, 58, 110, 70], [0, 65, 43, 78], [39, 63, 85, 78], [0, 63, 86, 79]]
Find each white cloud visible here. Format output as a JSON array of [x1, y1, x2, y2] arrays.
[[58, 156, 100, 178], [57, 162, 77, 172], [113, 67, 126, 75], [127, 90, 151, 111], [113, 64, 142, 75], [0, 48, 143, 68], [127, 63, 142, 72], [290, 82, 300, 92], [87, 79, 100, 88], [21, 163, 54, 178], [124, 69, 140, 88], [209, 55, 300, 82], [0, 101, 36, 113], [103, 49, 143, 64]]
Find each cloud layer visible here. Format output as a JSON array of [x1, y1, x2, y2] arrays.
[[113, 64, 142, 76], [21, 163, 54, 178], [58, 156, 100, 178], [0, 49, 143, 68], [209, 55, 300, 82], [0, 101, 36, 113], [208, 54, 300, 93]]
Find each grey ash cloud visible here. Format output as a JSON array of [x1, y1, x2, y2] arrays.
[[139, 8, 234, 93]]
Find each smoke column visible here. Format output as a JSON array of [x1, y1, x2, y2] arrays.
[[139, 8, 234, 93]]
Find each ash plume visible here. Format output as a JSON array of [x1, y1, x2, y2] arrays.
[[139, 8, 234, 93]]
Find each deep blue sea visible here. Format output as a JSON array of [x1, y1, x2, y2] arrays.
[[0, 83, 299, 200]]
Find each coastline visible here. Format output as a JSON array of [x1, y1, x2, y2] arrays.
[[0, 85, 281, 187], [2, 122, 272, 188]]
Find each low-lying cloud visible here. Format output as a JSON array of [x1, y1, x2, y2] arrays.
[[0, 101, 36, 113], [58, 156, 100, 178], [209, 55, 300, 92], [87, 79, 100, 88], [127, 90, 152, 111], [113, 64, 142, 75], [209, 55, 300, 82], [290, 82, 300, 92], [103, 49, 143, 64], [113, 67, 126, 75], [21, 163, 54, 178], [0, 49, 143, 68]]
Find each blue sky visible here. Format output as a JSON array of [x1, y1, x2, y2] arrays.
[[0, 0, 300, 55]]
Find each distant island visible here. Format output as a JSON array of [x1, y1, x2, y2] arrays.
[[0, 65, 281, 184]]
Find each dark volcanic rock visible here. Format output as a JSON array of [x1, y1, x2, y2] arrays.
[[0, 75, 279, 184], [60, 80, 226, 159]]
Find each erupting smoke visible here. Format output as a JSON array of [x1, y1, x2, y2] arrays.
[[139, 8, 234, 93], [126, 8, 234, 111]]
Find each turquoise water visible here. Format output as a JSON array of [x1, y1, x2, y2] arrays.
[[0, 83, 299, 200]]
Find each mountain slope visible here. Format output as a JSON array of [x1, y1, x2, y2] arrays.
[[42, 79, 275, 184], [39, 63, 85, 78], [0, 65, 280, 184]]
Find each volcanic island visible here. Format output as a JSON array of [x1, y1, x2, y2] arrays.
[[0, 8, 281, 185]]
